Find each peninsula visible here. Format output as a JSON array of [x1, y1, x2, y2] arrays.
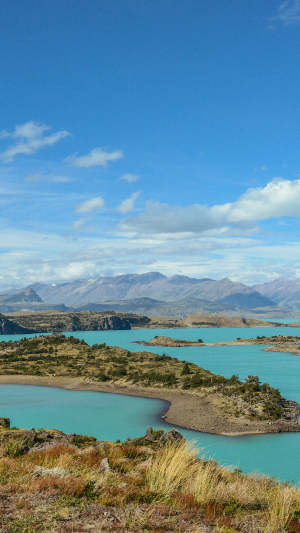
[[0, 334, 299, 436]]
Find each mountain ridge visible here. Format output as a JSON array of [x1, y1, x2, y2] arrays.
[[18, 272, 276, 308], [253, 278, 300, 310]]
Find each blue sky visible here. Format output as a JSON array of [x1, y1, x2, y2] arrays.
[[1, 0, 300, 290]]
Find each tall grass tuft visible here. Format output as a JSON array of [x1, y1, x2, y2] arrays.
[[145, 441, 201, 496], [265, 485, 297, 532]]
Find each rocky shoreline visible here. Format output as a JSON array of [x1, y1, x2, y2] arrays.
[[0, 374, 299, 436]]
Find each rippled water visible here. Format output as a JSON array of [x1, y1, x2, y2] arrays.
[[0, 325, 300, 482]]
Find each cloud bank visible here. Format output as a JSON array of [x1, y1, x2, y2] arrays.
[[119, 178, 300, 235]]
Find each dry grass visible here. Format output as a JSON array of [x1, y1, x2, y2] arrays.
[[0, 432, 299, 531], [145, 441, 300, 532]]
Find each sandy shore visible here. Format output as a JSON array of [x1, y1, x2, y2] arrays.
[[0, 374, 298, 437]]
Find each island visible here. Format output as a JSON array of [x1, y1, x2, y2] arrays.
[[0, 420, 297, 532], [134, 334, 300, 354], [0, 333, 299, 436]]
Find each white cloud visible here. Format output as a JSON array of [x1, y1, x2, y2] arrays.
[[0, 221, 299, 290], [72, 217, 94, 232], [115, 191, 142, 215], [271, 0, 300, 25], [0, 121, 70, 162], [120, 173, 140, 183], [65, 147, 123, 168], [75, 196, 105, 214], [119, 178, 300, 235], [25, 172, 73, 183]]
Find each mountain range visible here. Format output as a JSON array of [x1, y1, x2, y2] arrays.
[[1, 272, 300, 318], [27, 273, 274, 307]]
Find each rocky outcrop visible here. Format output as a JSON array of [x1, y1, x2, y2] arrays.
[[93, 316, 131, 331], [159, 429, 186, 445], [0, 314, 35, 335], [144, 426, 186, 445]]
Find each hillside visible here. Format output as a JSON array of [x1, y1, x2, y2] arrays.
[[4, 310, 289, 331], [144, 313, 287, 328], [0, 425, 299, 532], [71, 296, 298, 319], [253, 277, 300, 310], [0, 288, 43, 304], [0, 313, 35, 335], [4, 311, 150, 332]]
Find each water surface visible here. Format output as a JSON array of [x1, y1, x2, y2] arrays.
[[1, 325, 300, 482]]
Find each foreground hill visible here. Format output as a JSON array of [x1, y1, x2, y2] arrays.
[[20, 272, 276, 308], [0, 423, 299, 532]]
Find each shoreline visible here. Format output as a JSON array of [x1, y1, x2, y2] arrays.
[[0, 374, 299, 437]]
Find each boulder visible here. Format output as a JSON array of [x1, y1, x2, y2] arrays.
[[144, 427, 156, 441], [159, 428, 186, 445], [100, 457, 110, 472]]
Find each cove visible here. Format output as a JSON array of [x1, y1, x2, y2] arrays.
[[1, 325, 300, 482]]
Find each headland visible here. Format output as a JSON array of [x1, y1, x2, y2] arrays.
[[0, 333, 299, 436]]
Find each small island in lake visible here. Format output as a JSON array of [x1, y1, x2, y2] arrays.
[[133, 335, 206, 347], [135, 334, 300, 354], [0, 334, 299, 436]]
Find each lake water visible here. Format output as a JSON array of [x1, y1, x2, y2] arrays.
[[1, 325, 300, 482]]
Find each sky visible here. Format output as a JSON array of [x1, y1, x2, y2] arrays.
[[1, 0, 300, 290]]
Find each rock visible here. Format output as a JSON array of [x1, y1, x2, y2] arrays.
[[22, 429, 37, 444], [34, 466, 69, 477], [0, 313, 35, 334], [0, 418, 10, 429], [159, 428, 186, 445], [144, 427, 156, 441], [95, 316, 131, 331], [100, 458, 110, 472]]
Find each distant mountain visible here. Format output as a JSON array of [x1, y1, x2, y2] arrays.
[[71, 296, 297, 319], [253, 278, 300, 310], [0, 288, 43, 304], [26, 272, 275, 309]]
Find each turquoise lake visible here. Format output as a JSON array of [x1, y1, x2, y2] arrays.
[[1, 325, 300, 482]]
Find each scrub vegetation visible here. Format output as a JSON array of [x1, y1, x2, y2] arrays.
[[0, 426, 299, 532], [0, 334, 291, 423]]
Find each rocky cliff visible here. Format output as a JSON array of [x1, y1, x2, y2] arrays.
[[0, 314, 35, 335]]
